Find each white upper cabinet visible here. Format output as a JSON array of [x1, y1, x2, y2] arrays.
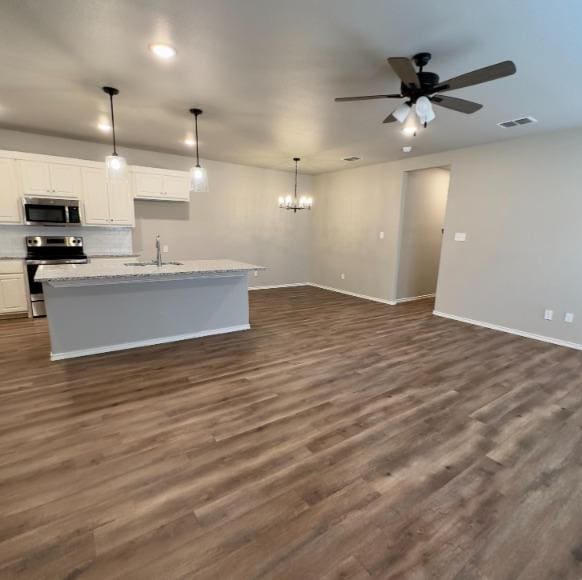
[[164, 175, 190, 200], [107, 180, 134, 225], [50, 164, 80, 197], [0, 159, 22, 223], [81, 167, 134, 227], [132, 167, 190, 201], [20, 160, 80, 198], [81, 168, 109, 225], [134, 172, 164, 199]]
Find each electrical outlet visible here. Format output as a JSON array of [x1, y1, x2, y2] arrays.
[[564, 312, 574, 323], [379, 231, 385, 240], [454, 232, 467, 242], [253, 270, 259, 278], [544, 309, 554, 321], [162, 245, 169, 253], [340, 273, 345, 280]]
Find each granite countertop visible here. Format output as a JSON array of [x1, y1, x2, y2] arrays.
[[88, 254, 141, 259], [36, 259, 266, 284]]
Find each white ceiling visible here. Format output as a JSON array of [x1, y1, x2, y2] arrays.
[[1, 0, 581, 174]]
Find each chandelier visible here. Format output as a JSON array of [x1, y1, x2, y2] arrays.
[[278, 157, 313, 212]]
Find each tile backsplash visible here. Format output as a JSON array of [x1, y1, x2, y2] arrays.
[[0, 225, 133, 258]]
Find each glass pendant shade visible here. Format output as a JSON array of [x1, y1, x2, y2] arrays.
[[189, 165, 209, 193], [105, 154, 128, 181]]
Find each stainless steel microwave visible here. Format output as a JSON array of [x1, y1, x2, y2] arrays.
[[23, 197, 82, 226]]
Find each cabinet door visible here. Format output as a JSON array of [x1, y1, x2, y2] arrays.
[[0, 275, 28, 313], [163, 175, 190, 201], [133, 172, 164, 199], [20, 161, 52, 196], [50, 164, 80, 198], [108, 180, 134, 226], [81, 168, 109, 225], [0, 159, 21, 223]]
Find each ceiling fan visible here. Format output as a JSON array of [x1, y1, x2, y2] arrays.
[[335, 53, 516, 128]]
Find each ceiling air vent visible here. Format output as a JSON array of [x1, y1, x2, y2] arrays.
[[343, 156, 361, 162], [498, 116, 538, 128]]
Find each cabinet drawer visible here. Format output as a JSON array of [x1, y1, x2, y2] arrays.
[[0, 261, 24, 275]]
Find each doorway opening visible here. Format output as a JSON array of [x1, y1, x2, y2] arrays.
[[395, 166, 451, 303]]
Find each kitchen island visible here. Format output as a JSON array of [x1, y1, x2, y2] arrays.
[[36, 259, 265, 360]]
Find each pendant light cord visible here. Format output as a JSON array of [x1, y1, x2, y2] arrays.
[[195, 113, 200, 167], [294, 159, 298, 199], [108, 92, 118, 156]]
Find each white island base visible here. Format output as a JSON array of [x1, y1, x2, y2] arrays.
[[38, 260, 264, 360]]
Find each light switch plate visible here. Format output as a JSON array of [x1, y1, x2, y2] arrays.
[[162, 245, 169, 253], [544, 309, 554, 321], [340, 273, 345, 280], [253, 270, 259, 277], [454, 232, 467, 242], [379, 231, 385, 240]]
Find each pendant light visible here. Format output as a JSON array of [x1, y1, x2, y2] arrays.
[[188, 108, 209, 192], [102, 86, 128, 181], [278, 158, 313, 213]]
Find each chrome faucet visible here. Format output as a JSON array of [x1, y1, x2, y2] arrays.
[[155, 234, 163, 267]]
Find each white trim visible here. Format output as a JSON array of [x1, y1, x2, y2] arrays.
[[433, 311, 582, 351], [50, 324, 250, 361], [396, 293, 436, 304], [249, 283, 307, 290], [308, 283, 397, 305]]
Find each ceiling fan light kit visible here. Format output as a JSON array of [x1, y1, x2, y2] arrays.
[[392, 102, 412, 123], [335, 52, 516, 134]]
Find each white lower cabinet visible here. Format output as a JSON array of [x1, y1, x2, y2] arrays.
[[81, 167, 134, 226], [0, 262, 27, 316]]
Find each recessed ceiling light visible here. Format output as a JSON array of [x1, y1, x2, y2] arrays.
[[183, 138, 196, 147], [97, 122, 112, 132], [402, 146, 412, 153], [149, 43, 177, 60]]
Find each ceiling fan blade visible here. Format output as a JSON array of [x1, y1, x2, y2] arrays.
[[383, 113, 398, 123], [435, 60, 516, 93], [387, 57, 420, 88], [430, 95, 483, 114], [335, 94, 401, 102]]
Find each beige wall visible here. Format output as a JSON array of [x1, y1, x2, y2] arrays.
[[313, 128, 582, 346], [396, 167, 449, 300], [0, 129, 312, 287]]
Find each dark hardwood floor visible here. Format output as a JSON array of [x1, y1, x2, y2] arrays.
[[1, 286, 581, 579]]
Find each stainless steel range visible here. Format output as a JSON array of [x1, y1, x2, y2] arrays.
[[25, 236, 88, 317]]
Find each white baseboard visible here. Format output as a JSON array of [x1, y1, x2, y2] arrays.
[[308, 283, 397, 306], [433, 311, 582, 351], [249, 283, 307, 290], [396, 293, 436, 304], [50, 324, 251, 361]]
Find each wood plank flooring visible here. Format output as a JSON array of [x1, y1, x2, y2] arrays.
[[1, 286, 582, 579]]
